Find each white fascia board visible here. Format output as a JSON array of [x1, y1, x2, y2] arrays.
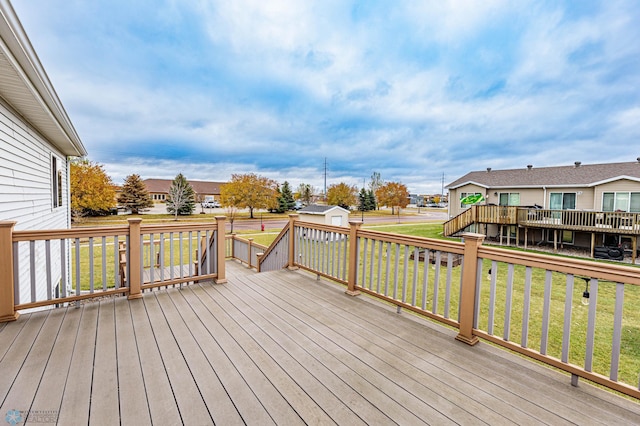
[[587, 176, 640, 187], [0, 1, 86, 157], [446, 181, 489, 190]]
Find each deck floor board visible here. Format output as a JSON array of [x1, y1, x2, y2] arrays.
[[0, 260, 639, 425]]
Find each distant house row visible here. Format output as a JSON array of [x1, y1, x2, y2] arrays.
[[142, 179, 225, 202]]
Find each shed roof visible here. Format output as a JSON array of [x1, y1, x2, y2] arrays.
[[0, 2, 86, 156], [446, 161, 640, 190], [143, 178, 225, 194], [298, 204, 350, 215]]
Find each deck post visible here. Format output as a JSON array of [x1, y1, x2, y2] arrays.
[[215, 216, 227, 284], [127, 218, 143, 300], [346, 220, 363, 296], [256, 253, 264, 273], [0, 222, 18, 322], [287, 214, 299, 270], [247, 238, 254, 268], [456, 232, 484, 346]]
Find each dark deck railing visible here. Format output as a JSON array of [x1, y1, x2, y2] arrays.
[[445, 205, 640, 237]]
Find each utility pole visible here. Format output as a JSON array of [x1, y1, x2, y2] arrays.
[[324, 157, 327, 202]]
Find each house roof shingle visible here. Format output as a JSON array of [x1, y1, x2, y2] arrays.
[[143, 179, 225, 194], [299, 204, 349, 215], [446, 161, 640, 190]]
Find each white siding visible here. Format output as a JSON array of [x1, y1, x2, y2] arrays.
[[0, 99, 70, 305]]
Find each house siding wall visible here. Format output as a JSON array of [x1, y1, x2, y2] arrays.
[[0, 99, 70, 305]]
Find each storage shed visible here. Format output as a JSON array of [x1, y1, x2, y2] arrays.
[[298, 205, 350, 227]]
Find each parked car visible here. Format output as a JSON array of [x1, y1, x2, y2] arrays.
[[292, 201, 304, 210], [202, 200, 220, 208]]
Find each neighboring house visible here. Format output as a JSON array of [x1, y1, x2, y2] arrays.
[[0, 2, 87, 300], [143, 178, 225, 203], [298, 204, 350, 227], [445, 161, 640, 259]]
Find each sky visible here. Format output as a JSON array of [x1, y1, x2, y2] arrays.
[[11, 0, 640, 194]]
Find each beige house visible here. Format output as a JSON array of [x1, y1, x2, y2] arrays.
[[445, 160, 640, 260], [298, 205, 350, 227], [144, 179, 225, 203]]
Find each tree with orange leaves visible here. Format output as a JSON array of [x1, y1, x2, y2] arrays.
[[220, 173, 278, 219], [375, 181, 409, 215], [69, 159, 116, 219]]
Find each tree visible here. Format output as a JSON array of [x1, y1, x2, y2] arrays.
[[117, 174, 153, 214], [369, 171, 383, 209], [69, 159, 116, 219], [358, 187, 368, 212], [166, 173, 196, 218], [366, 189, 377, 211], [296, 183, 314, 204], [279, 181, 296, 212], [220, 173, 278, 219], [327, 182, 357, 210], [375, 181, 409, 215]]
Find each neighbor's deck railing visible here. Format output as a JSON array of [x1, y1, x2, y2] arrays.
[[261, 215, 640, 399], [0, 217, 227, 320], [445, 205, 640, 236]]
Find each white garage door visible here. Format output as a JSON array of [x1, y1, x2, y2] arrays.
[[331, 215, 342, 226]]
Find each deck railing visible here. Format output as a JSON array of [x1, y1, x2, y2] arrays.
[[446, 205, 640, 236], [266, 215, 640, 399], [225, 234, 268, 270], [0, 217, 227, 320], [519, 208, 640, 234]]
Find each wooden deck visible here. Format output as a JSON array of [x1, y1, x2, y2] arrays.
[[1, 262, 639, 425]]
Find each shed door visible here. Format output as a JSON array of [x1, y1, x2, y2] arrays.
[[331, 215, 342, 226]]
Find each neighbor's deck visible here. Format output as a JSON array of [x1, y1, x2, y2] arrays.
[[1, 262, 639, 425]]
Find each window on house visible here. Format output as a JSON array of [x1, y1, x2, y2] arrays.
[[52, 157, 63, 208], [459, 192, 482, 208], [549, 192, 576, 210], [603, 192, 640, 212], [546, 230, 574, 244], [498, 193, 520, 206]]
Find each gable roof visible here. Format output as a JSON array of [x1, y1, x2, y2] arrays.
[[299, 204, 349, 215], [0, 2, 86, 156], [446, 161, 640, 190], [143, 178, 225, 194]]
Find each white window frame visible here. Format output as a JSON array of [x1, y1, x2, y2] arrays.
[[52, 155, 63, 209], [602, 191, 640, 212], [498, 192, 520, 206], [460, 192, 482, 208]]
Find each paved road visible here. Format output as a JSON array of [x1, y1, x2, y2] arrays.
[[142, 203, 448, 233], [226, 210, 448, 233]]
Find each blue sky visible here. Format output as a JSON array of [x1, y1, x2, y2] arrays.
[[12, 0, 640, 194]]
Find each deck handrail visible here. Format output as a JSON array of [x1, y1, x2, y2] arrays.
[[0, 217, 227, 317], [261, 215, 640, 399]]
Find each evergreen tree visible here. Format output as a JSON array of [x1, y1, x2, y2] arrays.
[[366, 189, 377, 211], [117, 174, 153, 214], [358, 187, 367, 212], [166, 173, 195, 218], [279, 181, 296, 211]]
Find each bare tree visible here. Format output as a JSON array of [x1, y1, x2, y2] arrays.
[[166, 173, 195, 220]]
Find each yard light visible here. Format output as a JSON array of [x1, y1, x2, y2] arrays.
[[580, 277, 590, 306]]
